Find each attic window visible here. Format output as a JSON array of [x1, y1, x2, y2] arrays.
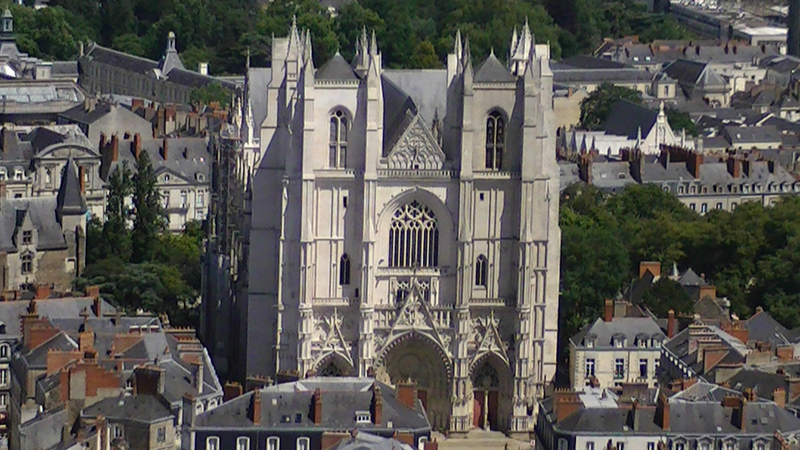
[[355, 411, 371, 424], [281, 415, 292, 423], [196, 174, 205, 182], [164, 174, 170, 182]]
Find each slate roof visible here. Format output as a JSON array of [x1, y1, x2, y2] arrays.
[[51, 61, 78, 78], [104, 137, 210, 184], [726, 369, 787, 399], [0, 197, 67, 252], [56, 158, 88, 215], [18, 407, 69, 450], [664, 59, 727, 91], [571, 317, 665, 349], [82, 394, 173, 424], [553, 68, 656, 84], [246, 68, 272, 139], [678, 268, 707, 287], [328, 433, 415, 450], [195, 377, 430, 432], [558, 56, 631, 70], [0, 297, 115, 340], [167, 68, 235, 89], [474, 53, 515, 83], [724, 125, 782, 145], [381, 76, 418, 157], [601, 100, 659, 139], [58, 102, 113, 125], [84, 44, 159, 75], [382, 69, 447, 144], [25, 331, 77, 367], [316, 53, 359, 81], [746, 310, 796, 346]]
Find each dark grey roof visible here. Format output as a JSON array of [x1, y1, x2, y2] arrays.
[[726, 369, 787, 399], [381, 76, 417, 157], [56, 158, 88, 216], [84, 44, 159, 75], [474, 53, 515, 83], [664, 59, 727, 89], [18, 407, 68, 450], [0, 197, 66, 252], [382, 69, 447, 135], [51, 61, 78, 77], [105, 137, 210, 184], [58, 102, 112, 125], [678, 268, 707, 287], [555, 406, 665, 434], [558, 56, 631, 70], [195, 377, 430, 432], [327, 433, 415, 450], [246, 68, 271, 139], [746, 310, 795, 346], [82, 394, 172, 424], [553, 69, 655, 84], [316, 53, 359, 81], [601, 100, 658, 139], [724, 125, 782, 145], [167, 68, 235, 90], [26, 331, 77, 367], [571, 317, 665, 348], [0, 297, 115, 339]]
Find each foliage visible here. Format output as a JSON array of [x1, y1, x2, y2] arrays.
[[579, 83, 643, 130], [190, 82, 231, 108], [560, 185, 800, 359], [131, 151, 166, 263], [641, 277, 693, 317], [666, 107, 699, 137]]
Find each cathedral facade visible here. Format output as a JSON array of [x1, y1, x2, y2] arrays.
[[245, 23, 561, 434]]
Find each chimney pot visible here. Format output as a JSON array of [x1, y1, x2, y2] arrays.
[[604, 299, 614, 322], [251, 389, 262, 424], [78, 165, 85, 194], [161, 138, 169, 161], [312, 388, 323, 424], [667, 309, 676, 339]]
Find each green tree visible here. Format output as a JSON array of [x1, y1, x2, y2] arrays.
[[189, 82, 231, 108], [666, 107, 699, 137], [101, 161, 133, 262], [410, 40, 441, 68], [641, 277, 693, 317], [111, 33, 146, 57], [131, 151, 166, 263], [579, 83, 643, 130]]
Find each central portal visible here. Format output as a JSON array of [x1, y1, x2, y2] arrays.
[[377, 334, 451, 431]]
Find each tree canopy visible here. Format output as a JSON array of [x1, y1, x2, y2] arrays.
[[559, 184, 800, 363], [6, 0, 690, 73], [579, 83, 643, 130]]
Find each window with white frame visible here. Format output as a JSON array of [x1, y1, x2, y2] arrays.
[[639, 359, 648, 378], [419, 437, 429, 450], [616, 442, 624, 450], [675, 443, 685, 450], [355, 411, 371, 423], [755, 443, 765, 450], [699, 442, 710, 450], [180, 191, 188, 207], [266, 437, 279, 450], [0, 368, 7, 385], [45, 168, 51, 185], [14, 168, 23, 180], [113, 424, 123, 438], [329, 110, 348, 168], [614, 359, 625, 379], [297, 437, 310, 450], [558, 438, 568, 450], [157, 426, 166, 443], [585, 358, 595, 378], [196, 191, 204, 207], [587, 442, 595, 450], [0, 393, 7, 407], [647, 443, 655, 450], [237, 437, 250, 450], [0, 344, 8, 359], [206, 437, 220, 450], [724, 442, 734, 450], [195, 210, 205, 221]]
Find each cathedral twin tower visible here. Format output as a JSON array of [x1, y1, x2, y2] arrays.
[[244, 23, 560, 434]]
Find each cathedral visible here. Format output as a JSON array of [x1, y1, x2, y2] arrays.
[[242, 22, 561, 434]]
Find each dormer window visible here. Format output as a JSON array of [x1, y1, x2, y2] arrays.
[[355, 411, 371, 423], [14, 168, 23, 180], [196, 173, 205, 182], [22, 230, 32, 245], [164, 174, 170, 182], [584, 334, 596, 348]]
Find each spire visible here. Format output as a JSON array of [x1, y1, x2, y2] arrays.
[[454, 29, 463, 60], [246, 47, 251, 70], [490, 47, 495, 57], [659, 100, 666, 115], [636, 126, 642, 147], [370, 30, 378, 56], [510, 26, 518, 57], [462, 36, 472, 71], [56, 158, 88, 217], [304, 29, 313, 65], [361, 26, 369, 59]]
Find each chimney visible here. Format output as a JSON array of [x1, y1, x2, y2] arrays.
[[160, 138, 168, 160], [311, 388, 323, 424], [667, 310, 676, 339], [198, 62, 209, 75], [371, 384, 383, 425], [688, 152, 704, 178], [626, 400, 642, 431], [579, 155, 592, 184], [35, 284, 51, 300], [133, 366, 166, 395], [396, 380, 418, 409], [182, 394, 196, 428], [768, 160, 776, 174], [223, 382, 243, 402], [727, 157, 741, 178], [773, 388, 786, 407], [742, 159, 751, 177], [132, 133, 142, 159], [250, 389, 262, 424], [728, 395, 746, 431], [192, 359, 204, 394], [703, 347, 730, 373], [655, 392, 670, 430], [553, 389, 583, 422], [89, 290, 102, 316], [788, 377, 800, 401], [100, 133, 107, 151], [111, 134, 119, 162], [604, 299, 614, 322], [78, 166, 86, 193], [639, 261, 661, 279]]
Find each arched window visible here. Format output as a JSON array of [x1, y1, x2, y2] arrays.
[[339, 254, 351, 286], [21, 251, 33, 274], [44, 168, 51, 185], [329, 110, 348, 168], [475, 254, 487, 287], [485, 111, 505, 170], [388, 201, 439, 268]]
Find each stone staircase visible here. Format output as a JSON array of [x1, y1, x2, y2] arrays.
[[432, 430, 534, 450]]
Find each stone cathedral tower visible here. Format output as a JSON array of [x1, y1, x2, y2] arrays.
[[245, 22, 560, 434]]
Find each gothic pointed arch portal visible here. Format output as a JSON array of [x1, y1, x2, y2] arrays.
[[470, 353, 513, 432], [315, 353, 355, 377], [375, 333, 452, 432]]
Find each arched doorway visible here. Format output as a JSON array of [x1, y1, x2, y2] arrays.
[[377, 333, 452, 431], [471, 354, 513, 432], [315, 353, 354, 377]]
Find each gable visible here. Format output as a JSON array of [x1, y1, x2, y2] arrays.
[[385, 115, 445, 170]]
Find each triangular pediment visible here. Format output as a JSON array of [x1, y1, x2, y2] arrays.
[[317, 309, 353, 366], [472, 311, 509, 367], [386, 115, 445, 170], [383, 277, 450, 354]]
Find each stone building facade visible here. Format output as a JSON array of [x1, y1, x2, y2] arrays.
[[243, 24, 561, 435]]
